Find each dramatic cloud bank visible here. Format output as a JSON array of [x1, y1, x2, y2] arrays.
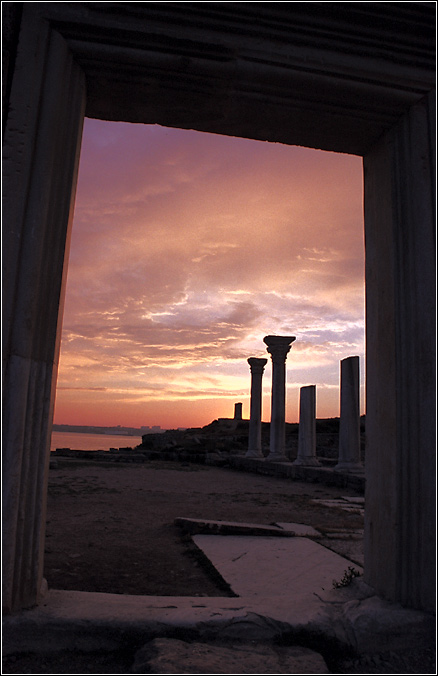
[[54, 119, 364, 428]]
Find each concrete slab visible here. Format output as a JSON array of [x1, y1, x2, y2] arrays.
[[274, 522, 322, 537], [174, 517, 294, 537], [192, 535, 363, 599]]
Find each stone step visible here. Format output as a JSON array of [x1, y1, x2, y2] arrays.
[[132, 637, 329, 674]]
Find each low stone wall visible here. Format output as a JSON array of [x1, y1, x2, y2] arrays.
[[51, 447, 365, 492], [227, 456, 365, 492]]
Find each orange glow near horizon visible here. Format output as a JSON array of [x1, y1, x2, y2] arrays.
[[54, 120, 365, 429]]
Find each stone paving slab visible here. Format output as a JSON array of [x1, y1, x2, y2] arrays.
[[174, 517, 294, 537], [325, 530, 364, 540], [320, 538, 364, 568], [132, 637, 329, 674], [311, 498, 364, 515], [341, 496, 365, 504], [192, 534, 363, 599], [274, 522, 322, 537]]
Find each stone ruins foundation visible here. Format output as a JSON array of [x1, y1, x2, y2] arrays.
[[3, 2, 435, 615]]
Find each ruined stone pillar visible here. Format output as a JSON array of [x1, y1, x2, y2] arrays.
[[293, 385, 320, 466], [2, 10, 86, 613], [264, 335, 296, 462], [245, 357, 267, 458], [234, 402, 243, 420], [335, 356, 362, 472], [363, 93, 435, 611]]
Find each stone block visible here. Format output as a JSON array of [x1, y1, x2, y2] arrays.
[[132, 638, 329, 674]]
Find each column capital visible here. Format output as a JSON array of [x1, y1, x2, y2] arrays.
[[263, 335, 296, 362], [247, 357, 267, 375]]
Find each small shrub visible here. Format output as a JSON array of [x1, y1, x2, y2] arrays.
[[332, 566, 361, 588]]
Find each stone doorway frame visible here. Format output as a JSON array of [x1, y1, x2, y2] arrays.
[[3, 3, 435, 614]]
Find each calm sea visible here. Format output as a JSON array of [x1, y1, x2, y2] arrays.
[[51, 430, 143, 451]]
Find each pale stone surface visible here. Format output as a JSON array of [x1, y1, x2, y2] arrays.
[[274, 522, 322, 537], [192, 534, 363, 598], [294, 385, 320, 466], [174, 517, 294, 537], [132, 638, 329, 674], [335, 356, 362, 472], [246, 357, 267, 458], [5, 583, 433, 663], [264, 336, 296, 462]]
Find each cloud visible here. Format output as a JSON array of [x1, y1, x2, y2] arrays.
[[55, 120, 364, 427]]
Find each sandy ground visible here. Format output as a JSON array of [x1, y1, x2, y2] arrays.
[[3, 458, 435, 674], [43, 458, 364, 596]]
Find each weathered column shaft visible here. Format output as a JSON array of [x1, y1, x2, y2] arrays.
[[264, 335, 296, 461], [234, 402, 243, 421], [246, 358, 267, 458], [2, 10, 86, 613], [294, 385, 320, 466], [363, 93, 435, 611], [335, 356, 362, 471]]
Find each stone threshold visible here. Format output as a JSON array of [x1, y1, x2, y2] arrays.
[[3, 585, 433, 663]]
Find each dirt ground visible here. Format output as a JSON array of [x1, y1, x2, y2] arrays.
[[43, 458, 364, 596], [3, 458, 435, 674]]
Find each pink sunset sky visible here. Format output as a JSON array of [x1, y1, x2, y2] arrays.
[[53, 118, 365, 429]]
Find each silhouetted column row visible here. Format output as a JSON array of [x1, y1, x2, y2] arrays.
[[245, 335, 295, 461], [244, 342, 362, 470]]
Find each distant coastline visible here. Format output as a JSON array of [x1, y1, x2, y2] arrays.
[[51, 430, 144, 451], [52, 423, 165, 436]]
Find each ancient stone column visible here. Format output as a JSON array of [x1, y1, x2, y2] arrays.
[[245, 357, 267, 458], [234, 402, 243, 420], [335, 356, 363, 472], [264, 335, 296, 461], [2, 15, 86, 614], [293, 385, 320, 466]]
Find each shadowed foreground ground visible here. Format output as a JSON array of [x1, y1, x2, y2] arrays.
[[3, 459, 435, 674], [43, 458, 364, 597]]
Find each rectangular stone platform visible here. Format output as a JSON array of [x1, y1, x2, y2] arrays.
[[192, 535, 363, 599]]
